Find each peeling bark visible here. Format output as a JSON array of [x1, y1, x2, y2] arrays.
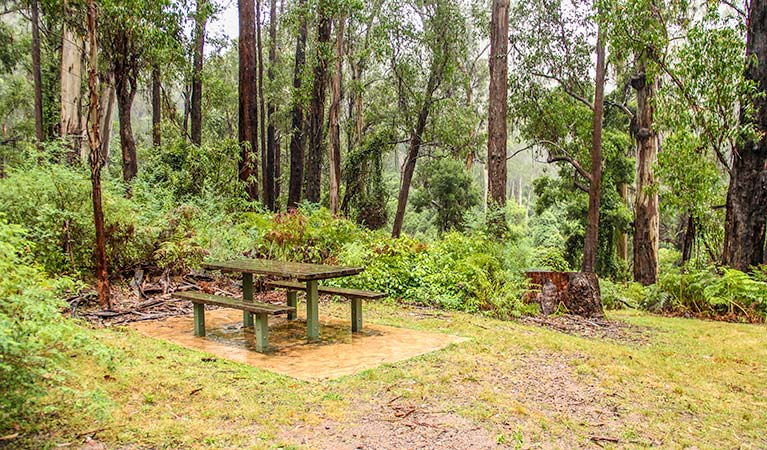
[[486, 0, 510, 237], [304, 10, 332, 204], [288, 0, 307, 209], [631, 65, 659, 285], [239, 0, 260, 201], [61, 17, 84, 162], [582, 23, 605, 273], [723, 0, 767, 270], [328, 15, 345, 215], [86, 0, 111, 308]]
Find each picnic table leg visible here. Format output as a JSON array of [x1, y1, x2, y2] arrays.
[[305, 280, 319, 341], [287, 290, 297, 320], [254, 313, 269, 352], [193, 302, 206, 336], [242, 273, 254, 328], [351, 298, 362, 332]]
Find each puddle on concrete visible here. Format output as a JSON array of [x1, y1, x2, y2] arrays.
[[131, 309, 466, 381]]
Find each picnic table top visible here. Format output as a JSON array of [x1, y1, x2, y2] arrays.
[[201, 258, 364, 281]]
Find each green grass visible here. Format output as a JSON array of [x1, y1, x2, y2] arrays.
[[15, 304, 767, 449]]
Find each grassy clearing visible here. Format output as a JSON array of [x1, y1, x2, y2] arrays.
[[16, 304, 767, 449]]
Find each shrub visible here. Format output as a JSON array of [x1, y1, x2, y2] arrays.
[[600, 279, 645, 309], [0, 164, 158, 275], [0, 217, 103, 431], [643, 265, 767, 321], [336, 232, 528, 318], [254, 207, 365, 263], [411, 158, 481, 233]]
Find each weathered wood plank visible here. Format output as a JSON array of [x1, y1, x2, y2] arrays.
[[286, 290, 297, 320], [193, 303, 205, 336], [202, 258, 364, 281], [254, 313, 269, 352], [266, 280, 386, 299], [243, 272, 254, 327], [351, 298, 362, 332], [306, 280, 319, 341], [173, 291, 296, 315]]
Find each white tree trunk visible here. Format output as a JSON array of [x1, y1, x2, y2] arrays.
[[61, 22, 84, 159]]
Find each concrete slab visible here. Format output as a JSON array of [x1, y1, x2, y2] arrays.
[[130, 308, 466, 381]]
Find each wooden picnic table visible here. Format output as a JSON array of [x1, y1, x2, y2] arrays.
[[201, 259, 365, 341]]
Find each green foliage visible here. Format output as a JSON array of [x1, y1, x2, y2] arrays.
[[336, 232, 528, 318], [643, 264, 767, 322], [342, 129, 391, 229], [152, 205, 209, 274], [0, 155, 235, 276], [254, 207, 363, 263], [655, 19, 750, 264], [411, 157, 480, 233], [0, 217, 106, 432], [530, 247, 571, 272], [599, 279, 645, 309], [137, 138, 242, 201]]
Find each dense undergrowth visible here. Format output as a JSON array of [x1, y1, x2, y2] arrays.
[[2, 148, 767, 434], [0, 216, 113, 433], [2, 152, 767, 323]]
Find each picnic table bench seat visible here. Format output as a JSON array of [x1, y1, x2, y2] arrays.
[[172, 290, 295, 352], [266, 280, 385, 332]]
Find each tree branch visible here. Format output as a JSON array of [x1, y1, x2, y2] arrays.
[[720, 0, 747, 19], [530, 70, 594, 111], [535, 139, 593, 182], [547, 154, 593, 182], [605, 100, 634, 120], [573, 179, 590, 193]]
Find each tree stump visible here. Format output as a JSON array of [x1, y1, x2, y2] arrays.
[[524, 271, 604, 318]]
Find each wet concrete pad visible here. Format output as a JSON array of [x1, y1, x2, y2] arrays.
[[130, 309, 466, 381]]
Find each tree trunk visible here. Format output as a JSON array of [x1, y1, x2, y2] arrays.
[[681, 214, 696, 265], [616, 181, 629, 262], [100, 73, 115, 162], [31, 0, 44, 143], [287, 0, 308, 209], [191, 0, 206, 147], [391, 81, 435, 238], [582, 23, 606, 273], [257, 0, 272, 209], [86, 0, 111, 309], [275, 131, 282, 202], [486, 0, 510, 237], [115, 70, 138, 187], [328, 15, 345, 215], [349, 56, 365, 150], [723, 0, 767, 271], [239, 0, 260, 201], [152, 67, 161, 147], [182, 84, 191, 138], [304, 12, 332, 204], [266, 0, 278, 210], [631, 62, 659, 285], [61, 17, 83, 163], [525, 271, 603, 318]]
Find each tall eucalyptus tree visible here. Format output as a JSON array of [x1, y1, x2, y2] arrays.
[[239, 0, 259, 200], [389, 0, 467, 238]]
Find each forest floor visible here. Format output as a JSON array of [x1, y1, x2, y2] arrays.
[[17, 302, 767, 449]]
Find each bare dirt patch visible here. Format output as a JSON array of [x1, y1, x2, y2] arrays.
[[284, 350, 660, 449], [519, 313, 654, 345], [284, 402, 500, 450]]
